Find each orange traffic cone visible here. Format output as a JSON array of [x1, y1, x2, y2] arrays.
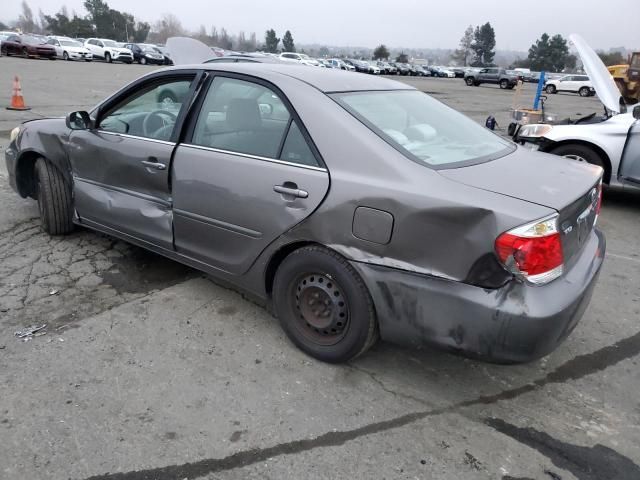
[[7, 76, 31, 111]]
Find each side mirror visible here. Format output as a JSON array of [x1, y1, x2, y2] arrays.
[[66, 111, 93, 130], [634, 105, 640, 120]]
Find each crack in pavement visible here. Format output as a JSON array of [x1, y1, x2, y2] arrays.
[[81, 329, 640, 480]]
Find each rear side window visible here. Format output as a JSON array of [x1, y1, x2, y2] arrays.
[[280, 122, 318, 167], [333, 90, 513, 168]]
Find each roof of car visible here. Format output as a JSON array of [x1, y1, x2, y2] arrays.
[[167, 63, 414, 93]]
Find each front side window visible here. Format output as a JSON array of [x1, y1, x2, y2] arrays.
[[192, 76, 318, 166], [98, 77, 193, 140], [333, 90, 514, 168]]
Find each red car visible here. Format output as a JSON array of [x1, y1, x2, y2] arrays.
[[1, 34, 56, 59]]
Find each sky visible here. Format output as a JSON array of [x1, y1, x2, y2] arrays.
[[3, 0, 638, 51]]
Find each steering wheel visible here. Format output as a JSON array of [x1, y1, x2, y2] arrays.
[[142, 110, 177, 138]]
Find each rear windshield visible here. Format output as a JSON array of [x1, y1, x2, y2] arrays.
[[332, 90, 514, 168]]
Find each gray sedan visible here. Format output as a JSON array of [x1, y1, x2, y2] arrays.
[[5, 64, 605, 363]]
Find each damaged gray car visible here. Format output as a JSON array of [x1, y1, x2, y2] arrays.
[[5, 64, 605, 363]]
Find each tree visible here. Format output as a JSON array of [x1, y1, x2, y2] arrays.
[[373, 44, 390, 60], [17, 1, 38, 33], [218, 28, 232, 50], [264, 29, 280, 53], [148, 13, 185, 44], [395, 52, 408, 63], [471, 22, 496, 66], [527, 33, 571, 72], [452, 25, 474, 66], [598, 51, 625, 66], [282, 30, 295, 52]]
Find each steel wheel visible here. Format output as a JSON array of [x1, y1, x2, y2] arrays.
[[273, 246, 378, 363], [293, 273, 349, 346]]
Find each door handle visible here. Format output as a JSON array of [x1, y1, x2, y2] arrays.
[[274, 185, 308, 199], [142, 159, 166, 170]]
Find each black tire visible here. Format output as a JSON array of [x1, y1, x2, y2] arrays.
[[499, 79, 509, 89], [272, 246, 379, 363], [546, 84, 556, 94], [63, 51, 69, 61], [140, 57, 147, 65], [22, 47, 29, 58], [35, 158, 74, 235], [578, 87, 590, 97], [105, 52, 112, 63], [549, 143, 605, 172], [465, 77, 475, 86]]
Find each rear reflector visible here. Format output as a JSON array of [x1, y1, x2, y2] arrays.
[[495, 215, 564, 285]]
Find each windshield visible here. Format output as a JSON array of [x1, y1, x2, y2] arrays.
[[332, 90, 514, 168], [60, 40, 82, 47], [300, 54, 310, 59], [103, 40, 117, 47], [23, 35, 44, 45]]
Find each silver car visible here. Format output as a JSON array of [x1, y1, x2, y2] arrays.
[[5, 64, 605, 363]]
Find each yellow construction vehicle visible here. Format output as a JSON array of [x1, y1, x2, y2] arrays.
[[608, 52, 640, 104]]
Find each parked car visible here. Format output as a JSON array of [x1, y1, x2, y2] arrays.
[[524, 71, 542, 83], [451, 67, 466, 78], [513, 34, 640, 192], [465, 67, 520, 89], [345, 59, 370, 73], [84, 38, 133, 63], [366, 61, 381, 74], [279, 52, 320, 66], [0, 34, 56, 59], [545, 74, 595, 97], [390, 62, 409, 75], [6, 63, 604, 364], [376, 61, 396, 75], [153, 45, 173, 65], [327, 58, 355, 71], [123, 43, 166, 65], [46, 37, 93, 61]]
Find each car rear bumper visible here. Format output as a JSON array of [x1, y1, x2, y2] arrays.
[[352, 228, 605, 363]]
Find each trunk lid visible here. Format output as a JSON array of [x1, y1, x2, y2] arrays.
[[440, 148, 602, 267]]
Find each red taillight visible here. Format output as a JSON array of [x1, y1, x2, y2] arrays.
[[595, 180, 603, 216], [495, 215, 564, 285]]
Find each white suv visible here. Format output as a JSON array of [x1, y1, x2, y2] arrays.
[[84, 38, 133, 63], [279, 52, 320, 66], [545, 74, 595, 97]]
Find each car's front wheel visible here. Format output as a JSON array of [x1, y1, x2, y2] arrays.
[[35, 158, 74, 235], [140, 57, 147, 65], [465, 77, 475, 86], [549, 143, 606, 173], [499, 79, 509, 89], [272, 246, 379, 363], [105, 52, 112, 63], [578, 87, 591, 97], [546, 84, 557, 94], [63, 51, 69, 61]]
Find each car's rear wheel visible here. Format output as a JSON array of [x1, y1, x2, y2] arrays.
[[499, 79, 509, 89], [578, 87, 591, 97], [546, 84, 557, 94], [105, 52, 112, 63], [63, 51, 69, 61], [465, 77, 475, 86], [549, 143, 605, 171], [272, 246, 378, 363], [35, 158, 74, 235]]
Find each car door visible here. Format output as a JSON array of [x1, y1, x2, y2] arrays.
[[47, 38, 61, 57], [619, 120, 640, 186], [6, 35, 20, 54], [172, 74, 330, 275], [68, 72, 200, 248]]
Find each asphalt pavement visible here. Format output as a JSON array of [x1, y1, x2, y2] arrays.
[[0, 56, 639, 480]]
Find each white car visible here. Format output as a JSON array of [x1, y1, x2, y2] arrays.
[[279, 52, 320, 66], [46, 37, 93, 61], [327, 58, 355, 71], [545, 74, 595, 97], [515, 34, 640, 191], [367, 61, 381, 75], [84, 38, 133, 63]]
